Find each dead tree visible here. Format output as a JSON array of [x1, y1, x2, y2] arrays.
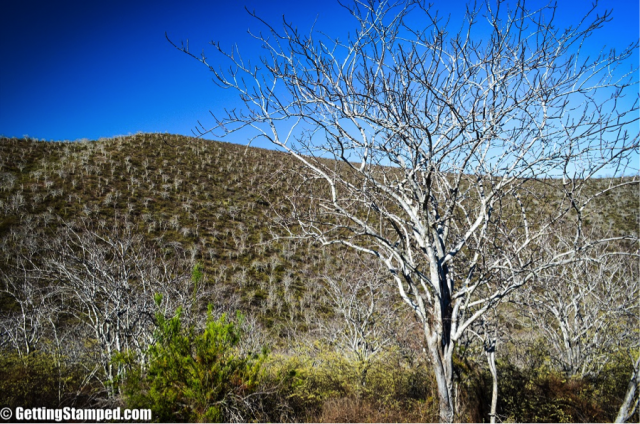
[[468, 308, 502, 424], [321, 254, 400, 385], [0, 226, 63, 359], [170, 0, 639, 420], [516, 244, 639, 378], [29, 219, 196, 396], [0, 265, 59, 358]]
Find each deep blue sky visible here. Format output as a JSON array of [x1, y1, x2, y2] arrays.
[[1, 0, 638, 148]]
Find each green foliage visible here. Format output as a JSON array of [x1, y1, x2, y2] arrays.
[[488, 343, 632, 423], [191, 262, 204, 303], [590, 352, 640, 422], [121, 306, 267, 422], [191, 262, 204, 285]]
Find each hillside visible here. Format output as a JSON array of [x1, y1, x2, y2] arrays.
[[0, 134, 337, 329], [1, 133, 636, 299], [0, 133, 638, 422]]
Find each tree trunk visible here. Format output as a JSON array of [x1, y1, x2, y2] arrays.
[[615, 356, 640, 423], [487, 345, 498, 424], [426, 328, 455, 423]]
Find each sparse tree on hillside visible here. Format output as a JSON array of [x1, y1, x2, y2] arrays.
[[170, 0, 639, 420], [321, 254, 401, 385], [26, 219, 198, 396], [516, 244, 639, 378]]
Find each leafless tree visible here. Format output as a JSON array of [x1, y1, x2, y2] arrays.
[[516, 244, 639, 378], [321, 254, 401, 385], [24, 219, 197, 396], [467, 307, 502, 424], [0, 223, 63, 359], [0, 266, 59, 358], [170, 0, 638, 420]]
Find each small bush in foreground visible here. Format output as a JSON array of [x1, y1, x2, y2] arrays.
[[120, 305, 267, 422]]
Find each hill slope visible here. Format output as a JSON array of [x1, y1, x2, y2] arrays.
[[1, 134, 338, 328]]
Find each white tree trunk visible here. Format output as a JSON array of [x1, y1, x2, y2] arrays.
[[427, 332, 455, 423], [487, 346, 498, 424], [615, 356, 640, 423]]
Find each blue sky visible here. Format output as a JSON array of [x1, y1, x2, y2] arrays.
[[0, 0, 638, 149]]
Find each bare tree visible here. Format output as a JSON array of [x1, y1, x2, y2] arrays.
[[170, 0, 638, 420], [516, 244, 639, 378], [27, 219, 197, 396], [467, 307, 502, 424], [516, 240, 639, 422], [0, 228, 62, 359], [321, 254, 400, 385], [0, 268, 59, 358]]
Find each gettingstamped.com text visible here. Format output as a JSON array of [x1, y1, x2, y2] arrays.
[[1, 406, 152, 422]]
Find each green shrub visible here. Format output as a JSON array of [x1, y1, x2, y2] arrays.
[[120, 305, 267, 422]]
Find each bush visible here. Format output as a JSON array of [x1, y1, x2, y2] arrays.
[[497, 363, 597, 423], [0, 352, 90, 409], [120, 305, 267, 422], [256, 346, 439, 422]]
